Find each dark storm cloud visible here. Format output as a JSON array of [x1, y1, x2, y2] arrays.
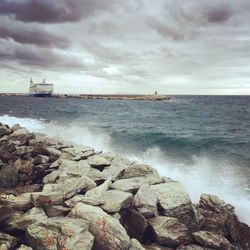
[[0, 0, 120, 23], [0, 23, 70, 48], [0, 41, 85, 70]]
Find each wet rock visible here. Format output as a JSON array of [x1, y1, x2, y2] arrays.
[[0, 232, 18, 250], [130, 238, 145, 250], [150, 182, 192, 216], [69, 203, 130, 250], [148, 216, 191, 247], [4, 207, 47, 231], [44, 205, 71, 217], [192, 231, 231, 249], [0, 165, 19, 188], [133, 184, 158, 218], [122, 208, 148, 242], [101, 190, 133, 213], [26, 217, 94, 250], [10, 123, 21, 132], [111, 176, 162, 193]]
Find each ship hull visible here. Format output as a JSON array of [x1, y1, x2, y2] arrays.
[[29, 93, 52, 97], [29, 83, 54, 97]]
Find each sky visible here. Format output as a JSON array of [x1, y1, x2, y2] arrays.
[[0, 0, 250, 95]]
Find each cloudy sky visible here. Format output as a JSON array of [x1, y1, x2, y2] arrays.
[[0, 0, 250, 95]]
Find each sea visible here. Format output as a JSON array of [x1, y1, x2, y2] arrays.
[[0, 95, 250, 224]]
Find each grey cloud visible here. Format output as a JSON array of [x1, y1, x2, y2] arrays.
[[0, 0, 123, 23], [0, 41, 85, 70], [0, 22, 70, 48]]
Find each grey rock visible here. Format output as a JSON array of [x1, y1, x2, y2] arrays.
[[192, 231, 231, 249], [87, 155, 111, 169], [121, 164, 159, 179], [26, 217, 94, 250], [85, 178, 111, 198], [177, 244, 212, 250], [69, 203, 130, 250], [45, 147, 62, 158], [129, 238, 145, 250], [148, 216, 191, 247], [133, 184, 158, 218], [111, 176, 162, 193], [31, 191, 64, 207], [65, 194, 104, 207], [150, 182, 192, 216], [101, 190, 133, 213], [0, 165, 19, 188], [145, 244, 174, 250], [45, 205, 71, 217], [16, 244, 33, 250]]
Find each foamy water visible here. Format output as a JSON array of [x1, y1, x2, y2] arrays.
[[1, 114, 250, 225]]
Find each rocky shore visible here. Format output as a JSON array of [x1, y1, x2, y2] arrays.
[[0, 122, 250, 250]]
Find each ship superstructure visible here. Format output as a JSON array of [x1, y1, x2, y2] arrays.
[[29, 79, 54, 97]]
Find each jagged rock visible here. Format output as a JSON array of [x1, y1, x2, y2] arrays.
[[122, 208, 148, 242], [132, 184, 158, 218], [0, 165, 19, 188], [8, 128, 35, 144], [26, 217, 94, 250], [100, 152, 118, 162], [4, 207, 47, 231], [150, 182, 192, 216], [148, 216, 191, 247], [16, 244, 33, 250], [0, 124, 12, 137], [199, 194, 235, 215], [72, 150, 96, 161], [121, 164, 159, 179], [101, 190, 133, 213], [0, 232, 18, 250], [111, 154, 131, 166], [87, 155, 111, 169], [0, 141, 16, 161], [31, 191, 64, 207], [129, 238, 145, 250], [16, 146, 34, 155], [44, 205, 71, 217], [69, 203, 130, 250], [192, 231, 231, 249], [45, 147, 62, 158], [111, 176, 162, 193], [62, 146, 94, 156], [101, 163, 128, 181], [43, 176, 96, 200], [10, 123, 21, 132], [176, 245, 212, 250], [65, 194, 104, 207], [144, 244, 174, 250], [32, 155, 49, 165], [0, 193, 32, 211], [85, 179, 111, 198]]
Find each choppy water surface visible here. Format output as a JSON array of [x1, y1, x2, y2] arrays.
[[0, 95, 250, 224]]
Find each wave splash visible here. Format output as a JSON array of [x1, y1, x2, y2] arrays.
[[0, 114, 250, 225]]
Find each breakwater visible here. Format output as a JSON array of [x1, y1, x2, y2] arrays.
[[0, 123, 249, 249]]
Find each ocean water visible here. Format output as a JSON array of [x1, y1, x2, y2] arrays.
[[0, 95, 250, 224]]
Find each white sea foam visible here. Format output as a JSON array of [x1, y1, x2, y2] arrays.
[[1, 114, 250, 225]]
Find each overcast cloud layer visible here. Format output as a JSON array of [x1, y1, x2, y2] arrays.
[[0, 0, 250, 94]]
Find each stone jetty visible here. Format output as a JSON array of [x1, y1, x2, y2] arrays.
[[0, 122, 250, 250]]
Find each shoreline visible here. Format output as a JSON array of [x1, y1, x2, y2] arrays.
[[0, 122, 250, 249]]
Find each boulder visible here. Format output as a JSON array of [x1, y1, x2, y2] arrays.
[[122, 208, 148, 242], [148, 216, 191, 247], [132, 184, 158, 218], [129, 238, 145, 250], [0, 232, 18, 250], [72, 150, 95, 161], [150, 182, 192, 216], [0, 193, 32, 211], [16, 244, 33, 250], [32, 155, 49, 165], [8, 128, 35, 144], [101, 190, 133, 213], [85, 179, 111, 198], [4, 207, 47, 231], [43, 176, 96, 200], [10, 123, 21, 132], [176, 245, 211, 250], [111, 176, 162, 193], [144, 244, 174, 250], [62, 146, 94, 156], [0, 165, 19, 188], [65, 194, 104, 207], [26, 217, 94, 250], [0, 141, 16, 161], [87, 155, 111, 169], [45, 147, 62, 158], [44, 205, 71, 217], [192, 231, 231, 249], [121, 164, 159, 179], [31, 191, 64, 207], [102, 163, 128, 181], [69, 203, 131, 250]]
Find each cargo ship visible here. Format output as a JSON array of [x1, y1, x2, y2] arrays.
[[29, 79, 54, 97]]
